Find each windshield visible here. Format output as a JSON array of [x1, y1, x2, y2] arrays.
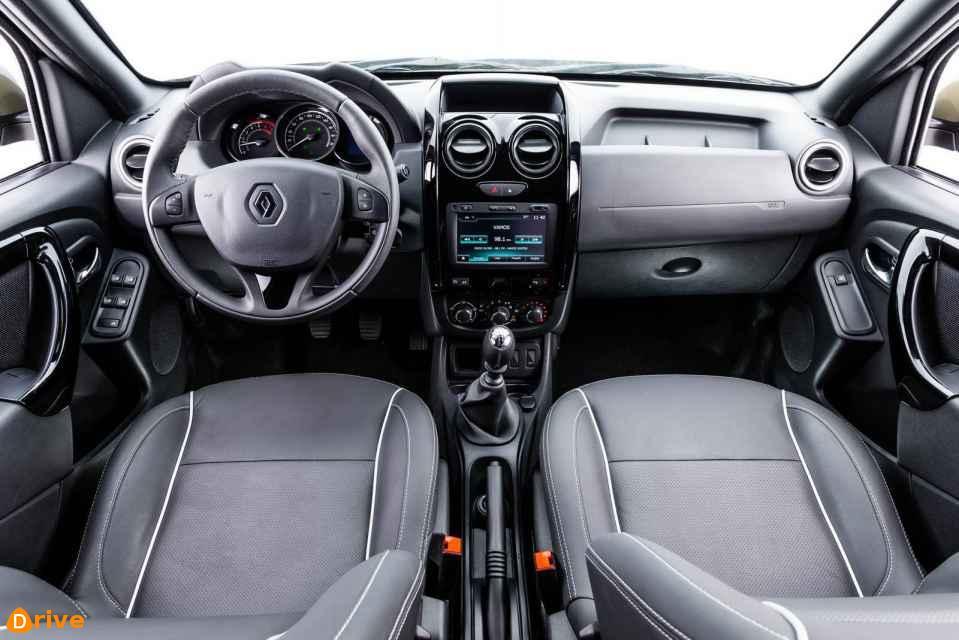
[[80, 0, 898, 86]]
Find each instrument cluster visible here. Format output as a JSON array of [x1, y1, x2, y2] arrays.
[[223, 102, 392, 168]]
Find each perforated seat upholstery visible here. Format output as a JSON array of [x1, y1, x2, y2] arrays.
[[0, 374, 438, 640], [541, 375, 959, 639]]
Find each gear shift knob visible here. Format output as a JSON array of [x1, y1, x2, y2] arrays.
[[458, 324, 521, 442], [482, 325, 515, 381]]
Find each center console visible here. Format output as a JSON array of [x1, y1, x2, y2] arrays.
[[422, 75, 579, 640], [422, 75, 578, 337]]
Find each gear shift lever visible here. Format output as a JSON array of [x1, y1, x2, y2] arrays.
[[458, 326, 521, 441]]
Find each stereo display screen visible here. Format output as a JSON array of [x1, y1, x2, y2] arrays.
[[455, 213, 548, 265]]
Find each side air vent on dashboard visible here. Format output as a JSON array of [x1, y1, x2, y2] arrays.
[[444, 121, 496, 178], [796, 140, 847, 194], [116, 137, 153, 190], [509, 122, 561, 179]]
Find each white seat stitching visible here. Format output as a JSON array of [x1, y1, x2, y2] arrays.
[[388, 565, 425, 640], [63, 439, 118, 591], [542, 394, 577, 599], [586, 549, 690, 640], [621, 533, 791, 640], [572, 405, 593, 542], [416, 395, 438, 560], [860, 435, 925, 581], [788, 402, 903, 594], [126, 391, 196, 618], [575, 388, 622, 532], [366, 387, 403, 559], [393, 403, 412, 551], [334, 551, 389, 639], [95, 400, 193, 615], [781, 392, 864, 597]]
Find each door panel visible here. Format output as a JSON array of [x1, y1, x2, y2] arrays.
[[0, 226, 78, 572], [843, 162, 959, 565]]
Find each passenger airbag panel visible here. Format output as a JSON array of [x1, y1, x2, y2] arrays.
[[579, 145, 850, 250]]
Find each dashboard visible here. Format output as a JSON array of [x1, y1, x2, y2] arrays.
[[107, 64, 857, 335]]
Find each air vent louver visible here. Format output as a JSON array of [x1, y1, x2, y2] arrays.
[[117, 137, 152, 190], [796, 141, 846, 194], [443, 121, 495, 178], [509, 122, 560, 179]]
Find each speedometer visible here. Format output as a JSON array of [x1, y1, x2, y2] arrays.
[[277, 104, 340, 161]]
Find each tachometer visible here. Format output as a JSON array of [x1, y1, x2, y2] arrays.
[[232, 117, 276, 160], [278, 104, 340, 161]]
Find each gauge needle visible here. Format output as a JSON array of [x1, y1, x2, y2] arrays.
[[286, 131, 319, 151], [239, 139, 268, 148]]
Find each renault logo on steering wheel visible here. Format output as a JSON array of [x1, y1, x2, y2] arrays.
[[246, 184, 286, 225]]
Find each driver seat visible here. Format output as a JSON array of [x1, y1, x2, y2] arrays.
[[0, 374, 438, 639]]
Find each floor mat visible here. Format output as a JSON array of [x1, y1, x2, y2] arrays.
[[192, 303, 430, 400], [554, 296, 772, 394]]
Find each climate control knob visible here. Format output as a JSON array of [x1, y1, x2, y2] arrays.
[[490, 306, 512, 326], [451, 301, 477, 326], [525, 302, 548, 325]]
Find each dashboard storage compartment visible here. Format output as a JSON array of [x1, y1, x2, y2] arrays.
[[576, 237, 805, 297]]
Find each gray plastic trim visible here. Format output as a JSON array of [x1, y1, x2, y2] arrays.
[[578, 145, 850, 251]]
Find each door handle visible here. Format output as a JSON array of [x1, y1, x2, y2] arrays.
[[861, 238, 899, 289], [67, 236, 101, 287]]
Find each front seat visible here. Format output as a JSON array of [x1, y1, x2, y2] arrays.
[[541, 375, 959, 639], [0, 374, 437, 640]]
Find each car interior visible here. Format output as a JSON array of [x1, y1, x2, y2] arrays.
[[5, 0, 959, 638]]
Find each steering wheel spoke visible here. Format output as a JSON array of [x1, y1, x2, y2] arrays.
[[148, 176, 199, 228], [230, 265, 269, 313]]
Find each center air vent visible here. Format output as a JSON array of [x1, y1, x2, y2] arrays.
[[510, 122, 561, 179], [444, 121, 495, 179], [796, 141, 847, 194], [116, 137, 153, 190]]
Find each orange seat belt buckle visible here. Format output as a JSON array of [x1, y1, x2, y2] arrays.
[[442, 535, 462, 557], [534, 550, 556, 572]]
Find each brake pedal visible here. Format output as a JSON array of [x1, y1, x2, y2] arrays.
[[358, 312, 382, 341], [309, 318, 332, 339]]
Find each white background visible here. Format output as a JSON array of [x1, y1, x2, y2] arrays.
[[83, 0, 895, 85]]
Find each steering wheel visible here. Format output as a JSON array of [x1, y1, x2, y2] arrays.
[[141, 69, 400, 323]]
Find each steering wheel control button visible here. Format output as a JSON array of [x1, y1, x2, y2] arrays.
[[350, 184, 388, 222], [479, 182, 526, 197], [246, 184, 286, 226], [164, 192, 183, 215], [356, 188, 373, 211]]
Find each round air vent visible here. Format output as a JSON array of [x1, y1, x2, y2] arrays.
[[116, 136, 153, 191], [443, 121, 495, 179], [796, 140, 848, 194], [509, 122, 561, 179]]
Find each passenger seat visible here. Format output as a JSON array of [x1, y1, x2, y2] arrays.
[[539, 375, 959, 638]]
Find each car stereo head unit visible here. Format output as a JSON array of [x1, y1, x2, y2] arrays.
[[448, 202, 557, 268]]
